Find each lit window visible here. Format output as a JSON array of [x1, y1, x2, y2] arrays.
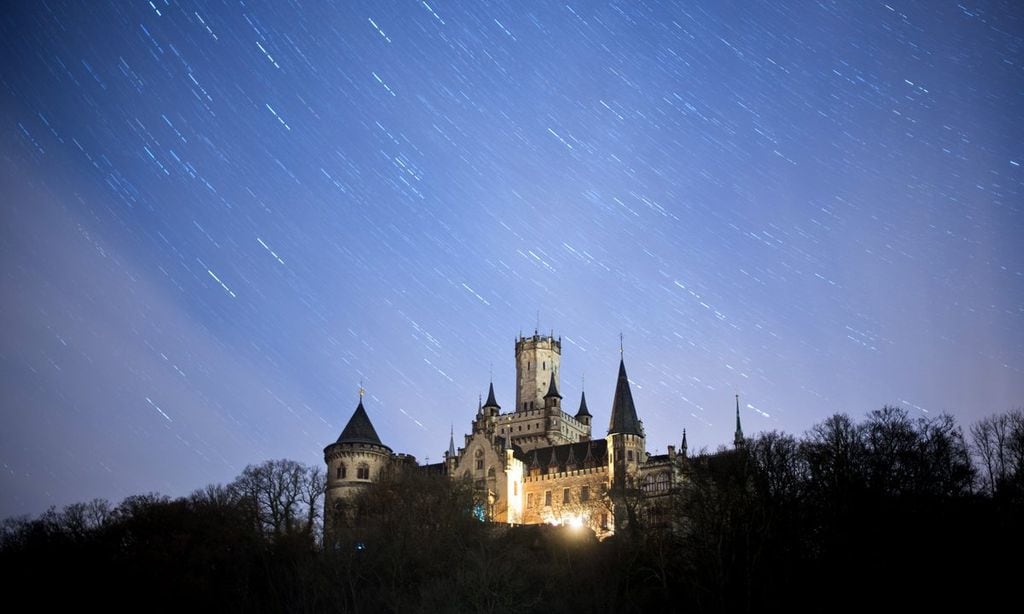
[[563, 488, 570, 504], [544, 491, 552, 506]]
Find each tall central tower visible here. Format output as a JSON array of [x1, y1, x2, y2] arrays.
[[514, 332, 561, 412]]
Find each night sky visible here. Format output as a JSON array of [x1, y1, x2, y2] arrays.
[[1, 1, 1021, 518]]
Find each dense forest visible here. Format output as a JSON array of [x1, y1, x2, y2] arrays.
[[3, 407, 1021, 613]]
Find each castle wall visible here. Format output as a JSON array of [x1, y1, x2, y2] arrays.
[[494, 408, 590, 452], [521, 466, 613, 536]]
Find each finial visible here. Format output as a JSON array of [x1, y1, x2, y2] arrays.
[[619, 332, 624, 357], [359, 379, 365, 399]]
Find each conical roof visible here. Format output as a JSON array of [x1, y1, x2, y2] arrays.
[[575, 390, 591, 418], [483, 382, 500, 409], [608, 359, 642, 436], [337, 399, 384, 445], [544, 371, 562, 399]]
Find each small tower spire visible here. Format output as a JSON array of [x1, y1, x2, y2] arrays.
[[483, 381, 501, 410], [734, 394, 745, 448], [448, 425, 456, 459], [544, 371, 562, 401], [681, 429, 688, 458]]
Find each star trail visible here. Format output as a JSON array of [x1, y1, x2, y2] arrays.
[[1, 1, 1021, 517]]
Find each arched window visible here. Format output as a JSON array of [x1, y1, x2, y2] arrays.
[[337, 464, 346, 479], [487, 467, 495, 478], [656, 472, 671, 492], [642, 474, 655, 493], [357, 463, 370, 480]]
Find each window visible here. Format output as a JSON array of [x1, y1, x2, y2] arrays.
[[527, 424, 530, 431], [543, 361, 546, 370], [357, 464, 370, 480], [527, 493, 533, 507], [627, 450, 634, 461], [476, 459, 484, 470], [336, 464, 346, 479], [518, 426, 522, 432], [487, 467, 495, 478], [563, 488, 570, 504], [527, 361, 531, 370], [600, 513, 608, 529], [580, 486, 589, 502], [544, 491, 552, 506]]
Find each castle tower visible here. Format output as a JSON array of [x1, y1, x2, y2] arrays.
[[575, 389, 592, 439], [323, 393, 392, 537], [543, 371, 562, 441], [515, 332, 561, 412], [606, 357, 646, 493]]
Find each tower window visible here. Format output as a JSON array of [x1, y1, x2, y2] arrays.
[[581, 486, 590, 502], [357, 464, 369, 480], [527, 493, 533, 508], [476, 459, 484, 470], [337, 464, 346, 479], [627, 450, 634, 462], [563, 488, 570, 504], [543, 361, 546, 370], [544, 491, 552, 506]]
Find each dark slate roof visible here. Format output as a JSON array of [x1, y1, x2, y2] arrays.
[[608, 359, 643, 436], [575, 390, 592, 418], [420, 462, 448, 476], [523, 439, 607, 474], [337, 400, 386, 446], [543, 371, 562, 399], [483, 382, 500, 409]]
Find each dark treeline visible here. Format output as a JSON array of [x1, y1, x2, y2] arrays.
[[2, 407, 1022, 613]]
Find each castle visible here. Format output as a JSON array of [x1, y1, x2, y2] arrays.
[[323, 332, 745, 537]]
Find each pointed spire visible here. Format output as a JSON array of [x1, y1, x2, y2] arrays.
[[575, 390, 591, 418], [734, 394, 745, 447], [483, 381, 501, 409], [448, 425, 456, 458], [681, 429, 688, 457], [544, 371, 562, 399], [337, 397, 385, 446], [608, 358, 642, 436]]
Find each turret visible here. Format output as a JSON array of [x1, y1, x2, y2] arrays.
[[575, 389, 592, 431], [606, 356, 646, 493], [323, 391, 393, 539]]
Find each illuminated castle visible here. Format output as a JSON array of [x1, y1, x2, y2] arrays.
[[324, 331, 743, 536]]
